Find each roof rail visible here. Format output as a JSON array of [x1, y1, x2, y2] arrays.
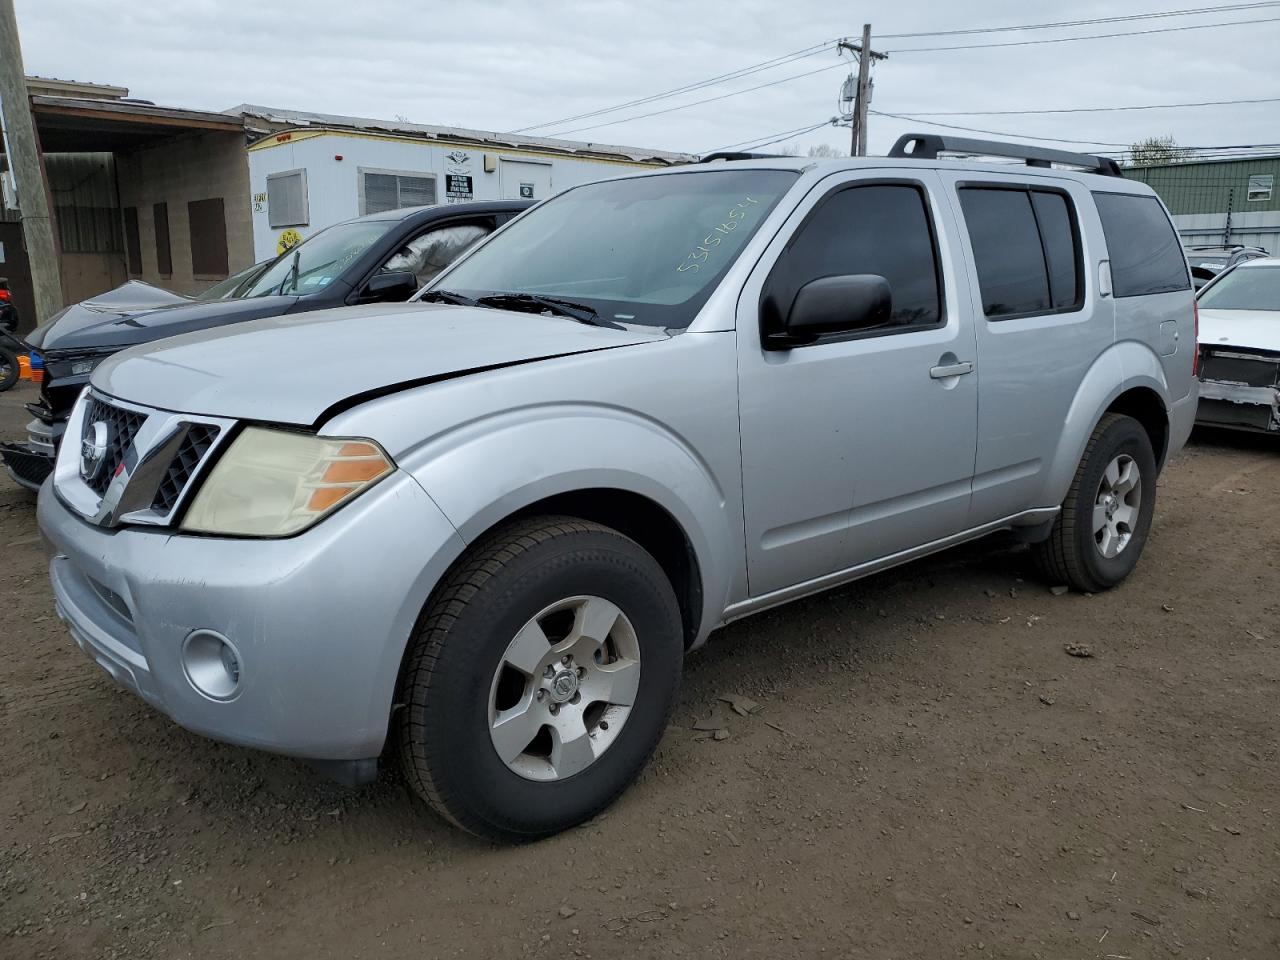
[[698, 151, 788, 163], [888, 133, 1123, 178]]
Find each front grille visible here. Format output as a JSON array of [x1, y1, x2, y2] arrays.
[[151, 424, 220, 513], [81, 398, 145, 496]]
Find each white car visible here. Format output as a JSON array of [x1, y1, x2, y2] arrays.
[[1196, 257, 1280, 434]]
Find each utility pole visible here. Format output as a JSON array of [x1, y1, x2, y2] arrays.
[[838, 25, 888, 156], [0, 0, 63, 327]]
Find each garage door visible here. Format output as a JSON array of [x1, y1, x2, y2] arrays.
[[499, 160, 552, 201]]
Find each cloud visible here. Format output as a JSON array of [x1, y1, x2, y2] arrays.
[[16, 0, 1280, 157]]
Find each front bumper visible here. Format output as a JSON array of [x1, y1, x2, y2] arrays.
[[38, 470, 466, 762], [0, 413, 62, 491]]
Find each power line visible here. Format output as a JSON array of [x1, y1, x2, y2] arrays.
[[542, 61, 848, 138], [896, 96, 1280, 116], [886, 15, 1280, 53], [876, 1, 1280, 38], [701, 119, 839, 155], [509, 40, 836, 134], [869, 110, 1132, 146]]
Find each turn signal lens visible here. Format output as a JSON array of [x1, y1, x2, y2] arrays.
[[181, 428, 394, 537]]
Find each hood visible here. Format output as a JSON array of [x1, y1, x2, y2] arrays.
[[91, 302, 665, 425], [27, 279, 299, 352], [1198, 308, 1280, 354]]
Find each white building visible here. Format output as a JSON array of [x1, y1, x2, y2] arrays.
[[236, 106, 689, 260]]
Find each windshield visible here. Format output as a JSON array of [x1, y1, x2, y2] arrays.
[[194, 259, 273, 301], [431, 169, 798, 327], [240, 221, 390, 298], [1198, 265, 1280, 311]]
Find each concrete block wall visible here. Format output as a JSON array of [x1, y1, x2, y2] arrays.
[[115, 130, 254, 295]]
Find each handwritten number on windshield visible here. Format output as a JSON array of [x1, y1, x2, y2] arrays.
[[677, 197, 760, 273]]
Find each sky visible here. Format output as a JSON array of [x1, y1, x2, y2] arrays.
[[14, 0, 1280, 161]]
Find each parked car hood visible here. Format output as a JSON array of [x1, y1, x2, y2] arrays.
[[91, 303, 666, 425], [1198, 308, 1280, 354], [26, 279, 300, 353]]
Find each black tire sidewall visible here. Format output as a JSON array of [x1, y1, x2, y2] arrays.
[[1071, 417, 1157, 590], [411, 528, 682, 839], [0, 351, 17, 392]]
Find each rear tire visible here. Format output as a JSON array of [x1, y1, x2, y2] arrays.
[[1031, 413, 1157, 593], [397, 516, 684, 841]]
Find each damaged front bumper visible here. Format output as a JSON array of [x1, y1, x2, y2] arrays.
[[0, 411, 61, 490], [1196, 348, 1280, 434]]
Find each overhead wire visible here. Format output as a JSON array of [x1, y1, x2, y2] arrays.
[[509, 40, 837, 134], [884, 15, 1280, 53], [875, 1, 1280, 38]]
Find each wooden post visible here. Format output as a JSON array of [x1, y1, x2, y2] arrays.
[[0, 0, 64, 326]]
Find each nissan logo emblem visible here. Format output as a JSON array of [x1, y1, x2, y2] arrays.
[[80, 421, 111, 481]]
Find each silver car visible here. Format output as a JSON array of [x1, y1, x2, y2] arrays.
[[38, 134, 1198, 841]]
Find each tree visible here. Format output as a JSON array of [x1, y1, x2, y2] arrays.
[[1126, 135, 1193, 167], [807, 143, 844, 158]]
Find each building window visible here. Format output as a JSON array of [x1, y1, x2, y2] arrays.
[[153, 202, 172, 275], [187, 197, 229, 277], [1247, 174, 1274, 202], [267, 168, 309, 227], [359, 168, 437, 215], [123, 206, 142, 275]]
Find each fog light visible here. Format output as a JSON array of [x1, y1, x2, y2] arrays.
[[182, 630, 243, 700]]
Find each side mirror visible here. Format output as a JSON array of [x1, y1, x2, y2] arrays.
[[781, 274, 892, 344], [362, 271, 419, 303]]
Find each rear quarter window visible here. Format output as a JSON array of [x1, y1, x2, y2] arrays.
[[1093, 192, 1190, 298]]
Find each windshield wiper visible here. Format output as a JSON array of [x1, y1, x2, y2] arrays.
[[278, 248, 301, 296], [419, 289, 478, 306], [477, 292, 625, 330]]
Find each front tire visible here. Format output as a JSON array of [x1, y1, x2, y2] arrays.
[[1031, 413, 1158, 593], [397, 516, 684, 841]]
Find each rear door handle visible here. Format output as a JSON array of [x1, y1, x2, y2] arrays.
[[929, 360, 974, 379]]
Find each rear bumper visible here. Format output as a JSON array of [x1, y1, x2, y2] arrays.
[[1167, 384, 1200, 460], [37, 470, 467, 762]]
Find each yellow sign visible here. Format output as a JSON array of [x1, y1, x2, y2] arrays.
[[276, 229, 302, 255]]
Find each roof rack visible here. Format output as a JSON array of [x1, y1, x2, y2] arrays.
[[698, 151, 788, 163], [888, 133, 1123, 178]]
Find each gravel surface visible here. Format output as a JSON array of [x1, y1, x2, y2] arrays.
[[2, 379, 1277, 959]]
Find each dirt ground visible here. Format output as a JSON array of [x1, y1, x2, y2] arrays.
[[1, 377, 1277, 960]]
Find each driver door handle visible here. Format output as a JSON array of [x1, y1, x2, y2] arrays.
[[929, 360, 974, 379]]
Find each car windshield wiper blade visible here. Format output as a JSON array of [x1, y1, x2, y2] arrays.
[[477, 292, 624, 330], [420, 289, 478, 306]]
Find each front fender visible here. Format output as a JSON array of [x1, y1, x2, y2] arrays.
[[396, 403, 736, 647], [1041, 340, 1171, 506]]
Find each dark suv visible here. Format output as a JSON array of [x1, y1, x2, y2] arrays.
[[2, 199, 530, 489]]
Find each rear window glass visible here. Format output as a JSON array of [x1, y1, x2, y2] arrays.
[[1093, 192, 1190, 298], [1032, 191, 1081, 310]]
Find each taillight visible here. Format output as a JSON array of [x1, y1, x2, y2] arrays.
[[1191, 299, 1201, 377], [0, 288, 10, 301]]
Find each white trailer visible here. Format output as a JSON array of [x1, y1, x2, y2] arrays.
[[240, 107, 686, 260]]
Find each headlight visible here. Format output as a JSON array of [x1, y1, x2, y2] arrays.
[[181, 427, 394, 537]]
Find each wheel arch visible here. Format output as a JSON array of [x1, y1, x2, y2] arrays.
[[1043, 341, 1173, 506]]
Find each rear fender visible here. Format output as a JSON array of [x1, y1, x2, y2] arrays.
[[1041, 341, 1170, 506]]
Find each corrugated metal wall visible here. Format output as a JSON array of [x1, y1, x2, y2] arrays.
[[1125, 157, 1280, 251]]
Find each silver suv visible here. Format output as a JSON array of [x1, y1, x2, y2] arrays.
[[39, 134, 1198, 841]]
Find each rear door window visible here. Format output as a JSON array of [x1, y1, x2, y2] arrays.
[[958, 186, 1083, 320], [1093, 192, 1190, 297]]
